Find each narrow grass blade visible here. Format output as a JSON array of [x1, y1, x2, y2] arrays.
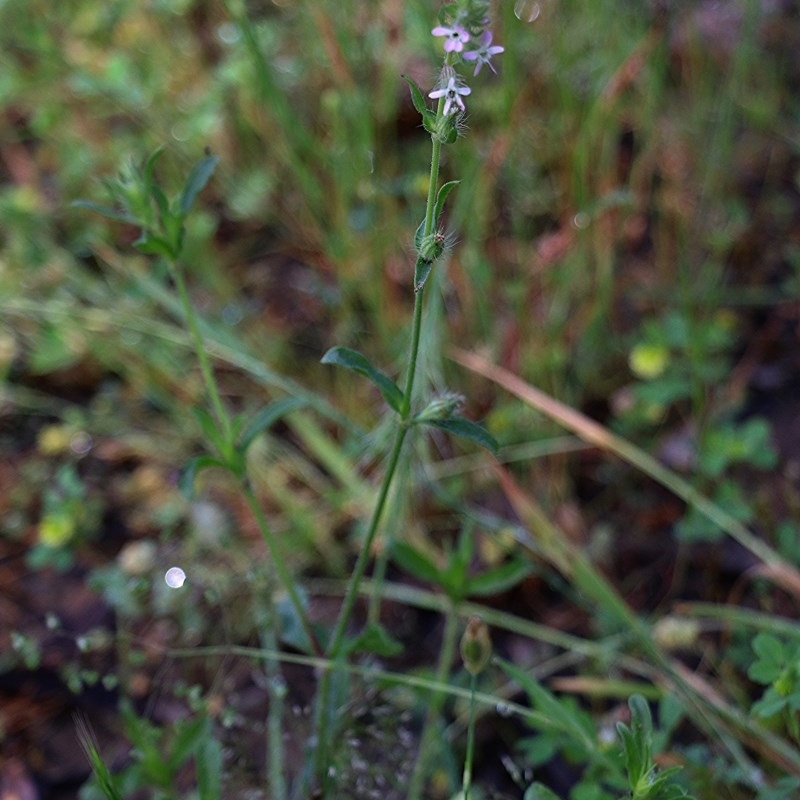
[[75, 715, 124, 800], [451, 347, 800, 595]]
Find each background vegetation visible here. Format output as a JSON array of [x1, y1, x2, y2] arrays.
[[1, 1, 799, 798]]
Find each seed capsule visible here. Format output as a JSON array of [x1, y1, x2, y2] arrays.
[[460, 615, 492, 676]]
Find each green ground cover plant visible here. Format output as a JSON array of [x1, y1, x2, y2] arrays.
[[1, 1, 799, 799]]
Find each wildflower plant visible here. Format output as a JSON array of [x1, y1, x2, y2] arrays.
[[77, 2, 506, 797], [314, 2, 504, 791]]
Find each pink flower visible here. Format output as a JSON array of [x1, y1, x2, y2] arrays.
[[463, 30, 504, 75], [432, 24, 470, 53]]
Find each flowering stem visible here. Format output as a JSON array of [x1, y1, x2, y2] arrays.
[[325, 97, 445, 660], [311, 97, 448, 797]]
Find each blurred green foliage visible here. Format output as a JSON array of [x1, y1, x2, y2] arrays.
[[2, 0, 800, 797]]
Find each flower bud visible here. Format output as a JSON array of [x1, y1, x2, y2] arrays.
[[415, 391, 464, 423], [434, 112, 460, 144], [454, 1, 492, 35], [460, 615, 492, 676], [417, 230, 447, 264], [652, 616, 700, 650]]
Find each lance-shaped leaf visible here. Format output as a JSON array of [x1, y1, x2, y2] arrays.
[[414, 218, 425, 252], [433, 180, 459, 223], [70, 199, 139, 225], [402, 74, 437, 133], [238, 397, 306, 454], [412, 181, 459, 292], [149, 181, 171, 220], [179, 154, 220, 217], [321, 346, 403, 413], [191, 406, 228, 453], [143, 146, 166, 189], [466, 558, 532, 596], [440, 527, 474, 598], [418, 415, 498, 454], [413, 222, 440, 291], [133, 231, 178, 260], [196, 730, 223, 800], [76, 715, 125, 800], [617, 694, 653, 789], [390, 540, 443, 586], [179, 454, 229, 499], [344, 622, 404, 657], [414, 254, 435, 293]]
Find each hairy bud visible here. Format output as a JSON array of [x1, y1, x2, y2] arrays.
[[460, 615, 492, 676]]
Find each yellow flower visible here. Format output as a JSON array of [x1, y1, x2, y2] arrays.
[[629, 343, 669, 380]]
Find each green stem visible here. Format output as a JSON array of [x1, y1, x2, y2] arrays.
[[311, 106, 447, 797], [242, 484, 324, 658], [326, 112, 445, 660], [296, 99, 446, 676], [463, 672, 478, 800], [171, 262, 231, 443], [367, 468, 408, 624], [310, 424, 409, 794], [171, 258, 322, 659], [407, 603, 460, 800], [174, 258, 297, 794], [260, 591, 288, 800]]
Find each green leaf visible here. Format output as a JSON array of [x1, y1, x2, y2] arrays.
[[76, 716, 126, 800], [414, 218, 425, 251], [28, 323, 81, 373], [238, 397, 306, 453], [71, 199, 139, 225], [179, 455, 229, 498], [179, 154, 220, 216], [403, 74, 429, 116], [402, 74, 437, 132], [752, 687, 788, 717], [143, 146, 166, 188], [133, 231, 177, 259], [518, 733, 557, 768], [419, 415, 498, 453], [414, 254, 435, 293], [167, 716, 208, 771], [433, 180, 459, 224], [747, 661, 783, 686], [616, 695, 653, 788], [344, 622, 404, 657], [191, 407, 228, 453], [524, 784, 562, 800], [749, 660, 782, 685], [752, 634, 784, 670], [440, 528, 474, 599], [466, 558, 532, 597], [276, 587, 324, 654], [496, 657, 595, 748], [161, 208, 186, 257], [321, 346, 403, 413], [196, 728, 223, 800], [149, 181, 170, 220], [390, 540, 442, 586]]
